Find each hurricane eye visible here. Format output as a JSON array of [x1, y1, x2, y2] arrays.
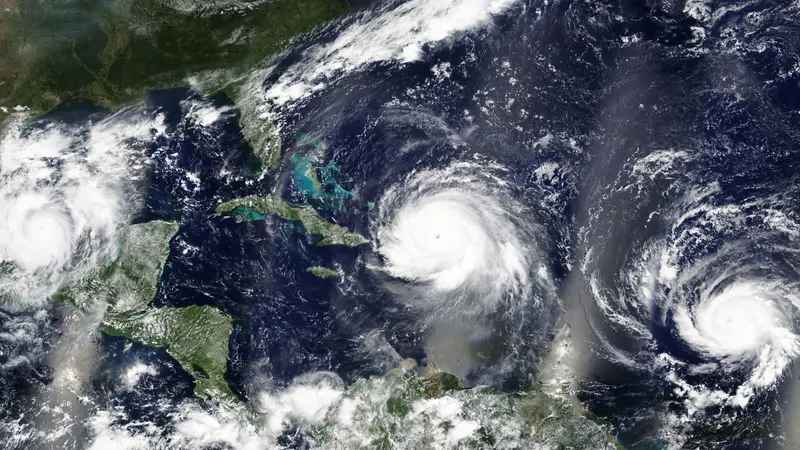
[[0, 114, 152, 308]]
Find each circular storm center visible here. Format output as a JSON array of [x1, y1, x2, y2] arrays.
[[693, 283, 787, 357], [380, 193, 497, 292], [7, 193, 74, 271]]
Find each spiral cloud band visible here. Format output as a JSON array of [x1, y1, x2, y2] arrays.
[[588, 180, 800, 419], [0, 111, 158, 308], [673, 280, 799, 379], [372, 159, 544, 319], [665, 251, 800, 408]]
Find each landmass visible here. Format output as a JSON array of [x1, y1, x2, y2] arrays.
[[215, 195, 368, 246], [0, 0, 352, 171], [293, 133, 356, 209], [236, 87, 283, 170], [54, 221, 237, 402], [310, 360, 619, 449], [0, 0, 349, 118], [307, 266, 340, 278], [47, 219, 620, 449]]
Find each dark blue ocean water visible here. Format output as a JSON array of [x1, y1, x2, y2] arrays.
[[3, 0, 800, 448]]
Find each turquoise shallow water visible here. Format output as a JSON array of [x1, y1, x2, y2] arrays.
[[292, 133, 356, 211]]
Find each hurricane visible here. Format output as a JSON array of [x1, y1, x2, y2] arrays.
[[0, 109, 159, 308], [371, 158, 557, 380], [579, 147, 800, 446], [650, 193, 799, 392], [8, 0, 800, 448], [375, 160, 538, 312], [674, 279, 799, 394]]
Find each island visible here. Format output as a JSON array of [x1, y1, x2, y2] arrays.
[[52, 192, 368, 405], [307, 266, 341, 278], [54, 221, 236, 402], [215, 195, 368, 246], [48, 217, 621, 449]]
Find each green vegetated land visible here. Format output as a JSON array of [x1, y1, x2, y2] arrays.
[[0, 0, 349, 117], [53, 195, 367, 403], [216, 194, 369, 246], [54, 220, 236, 402], [307, 266, 340, 278], [310, 360, 620, 450]]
